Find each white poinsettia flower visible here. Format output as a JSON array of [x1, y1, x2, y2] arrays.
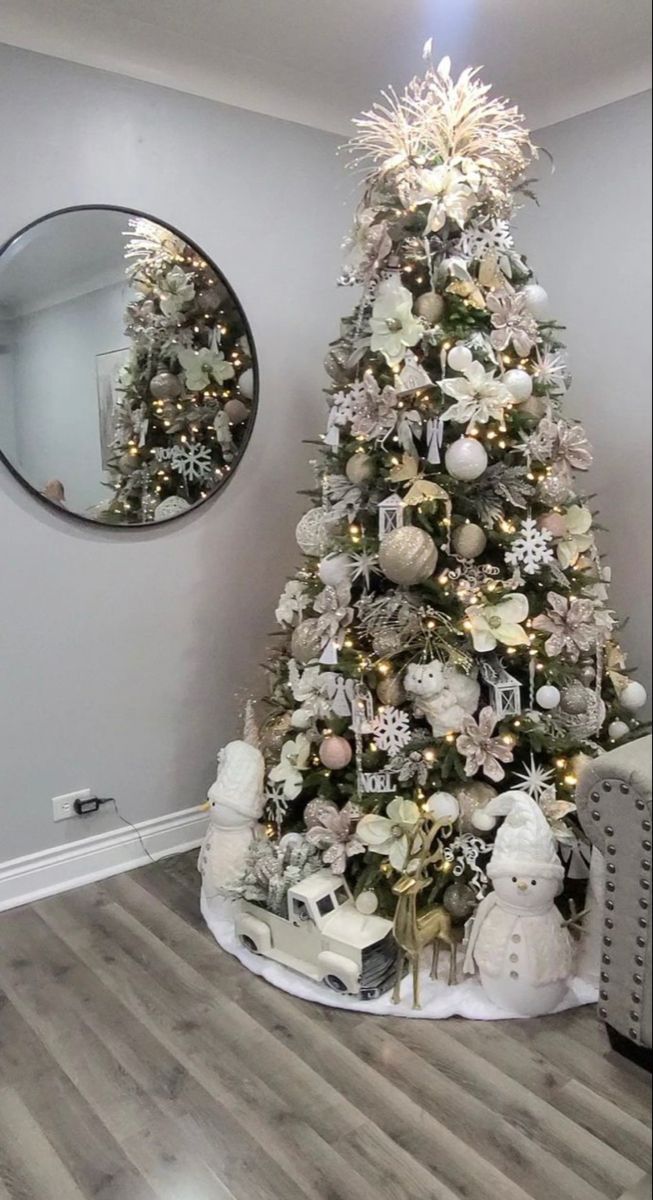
[[412, 163, 479, 234], [269, 734, 312, 801], [466, 593, 530, 653], [557, 506, 594, 570], [275, 580, 308, 627], [358, 797, 421, 872], [370, 280, 424, 367], [159, 266, 196, 317], [439, 359, 514, 430], [178, 346, 236, 392]]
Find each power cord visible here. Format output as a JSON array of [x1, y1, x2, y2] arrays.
[[74, 795, 159, 866]]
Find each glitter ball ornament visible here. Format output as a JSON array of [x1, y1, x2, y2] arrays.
[[521, 283, 550, 320], [538, 467, 574, 507], [448, 345, 474, 373], [153, 495, 191, 522], [346, 453, 376, 486], [580, 664, 596, 686], [503, 368, 533, 403], [150, 371, 182, 400], [443, 882, 477, 922], [609, 720, 631, 741], [561, 683, 591, 716], [414, 291, 445, 324], [445, 437, 488, 482], [296, 507, 338, 557], [620, 681, 648, 712], [454, 782, 497, 833], [318, 554, 353, 588], [197, 285, 226, 310], [319, 736, 353, 770], [452, 523, 487, 560], [536, 685, 562, 711], [379, 526, 438, 586], [377, 674, 406, 707], [261, 712, 294, 756], [223, 398, 250, 425], [291, 619, 324, 665], [373, 628, 404, 658], [237, 368, 255, 400]]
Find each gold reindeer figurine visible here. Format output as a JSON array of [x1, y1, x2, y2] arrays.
[[392, 817, 462, 1010]]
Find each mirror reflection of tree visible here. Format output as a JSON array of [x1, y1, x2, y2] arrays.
[[99, 219, 254, 524]]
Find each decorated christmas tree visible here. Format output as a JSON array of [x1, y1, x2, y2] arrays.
[[100, 218, 255, 524], [252, 52, 648, 934]]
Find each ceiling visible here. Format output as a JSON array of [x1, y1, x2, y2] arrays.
[[1, 0, 651, 135]]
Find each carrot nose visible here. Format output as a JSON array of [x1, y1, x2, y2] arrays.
[[200, 801, 211, 813], [517, 881, 529, 892]]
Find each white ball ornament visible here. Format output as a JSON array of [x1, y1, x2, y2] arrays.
[[318, 553, 353, 588], [472, 810, 499, 833], [414, 292, 445, 324], [536, 685, 562, 711], [296, 507, 337, 557], [503, 368, 533, 403], [223, 398, 250, 425], [620, 681, 648, 712], [319, 736, 353, 771], [447, 345, 474, 373], [237, 368, 255, 400], [452, 523, 487, 560], [356, 891, 380, 916], [427, 792, 460, 825], [609, 720, 631, 741], [445, 437, 488, 482], [521, 283, 550, 320], [346, 453, 375, 486], [379, 526, 438, 586]]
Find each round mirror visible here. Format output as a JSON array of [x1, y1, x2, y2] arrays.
[[0, 207, 258, 526]]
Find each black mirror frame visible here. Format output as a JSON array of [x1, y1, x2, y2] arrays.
[[0, 204, 260, 530]]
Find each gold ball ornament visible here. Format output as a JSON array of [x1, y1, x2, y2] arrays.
[[452, 523, 487, 560], [379, 526, 438, 586], [223, 398, 250, 425], [377, 674, 406, 706], [346, 453, 376, 486], [291, 619, 324, 665], [150, 371, 181, 400], [414, 292, 445, 324]]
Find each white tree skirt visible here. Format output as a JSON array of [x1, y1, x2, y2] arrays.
[[201, 891, 598, 1021]]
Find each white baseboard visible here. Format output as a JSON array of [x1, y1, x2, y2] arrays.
[[0, 805, 208, 913]]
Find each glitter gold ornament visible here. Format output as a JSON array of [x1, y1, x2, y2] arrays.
[[150, 371, 181, 400], [414, 291, 445, 324], [379, 526, 438, 586], [346, 453, 376, 486], [377, 674, 406, 706]]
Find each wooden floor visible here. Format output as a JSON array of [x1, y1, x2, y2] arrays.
[[0, 853, 650, 1200]]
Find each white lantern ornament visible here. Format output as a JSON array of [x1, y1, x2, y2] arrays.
[[378, 494, 405, 541]]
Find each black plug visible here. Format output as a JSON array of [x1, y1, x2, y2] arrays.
[[73, 796, 116, 817]]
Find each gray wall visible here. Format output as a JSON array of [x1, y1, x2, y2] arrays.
[[0, 47, 650, 863], [516, 90, 652, 704], [0, 45, 347, 860]]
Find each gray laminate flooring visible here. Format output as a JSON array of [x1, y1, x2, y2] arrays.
[[0, 851, 650, 1200]]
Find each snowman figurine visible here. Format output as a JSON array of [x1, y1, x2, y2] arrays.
[[464, 791, 574, 1017], [198, 705, 266, 898]]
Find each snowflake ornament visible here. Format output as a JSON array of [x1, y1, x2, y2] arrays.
[[171, 443, 213, 482], [265, 780, 289, 825], [505, 517, 555, 576], [371, 706, 413, 755]]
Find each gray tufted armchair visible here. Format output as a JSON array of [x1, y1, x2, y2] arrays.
[[576, 736, 652, 1070]]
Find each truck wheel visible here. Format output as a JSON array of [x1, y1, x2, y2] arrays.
[[240, 935, 260, 956], [324, 974, 348, 994]]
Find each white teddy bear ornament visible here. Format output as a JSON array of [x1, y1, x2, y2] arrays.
[[404, 659, 481, 737], [198, 704, 266, 898]]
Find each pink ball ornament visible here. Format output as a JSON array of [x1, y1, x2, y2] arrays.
[[539, 512, 567, 539], [319, 736, 353, 771]]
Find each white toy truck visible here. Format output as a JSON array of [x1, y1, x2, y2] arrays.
[[235, 870, 397, 1000]]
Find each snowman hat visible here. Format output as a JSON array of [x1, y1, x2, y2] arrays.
[[485, 791, 564, 882]]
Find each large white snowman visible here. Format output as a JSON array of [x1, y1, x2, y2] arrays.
[[198, 706, 266, 898], [464, 791, 574, 1017]]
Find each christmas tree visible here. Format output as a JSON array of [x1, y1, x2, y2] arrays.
[[100, 218, 255, 524], [255, 52, 648, 925]]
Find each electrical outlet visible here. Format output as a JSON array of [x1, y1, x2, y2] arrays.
[[52, 789, 92, 822]]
